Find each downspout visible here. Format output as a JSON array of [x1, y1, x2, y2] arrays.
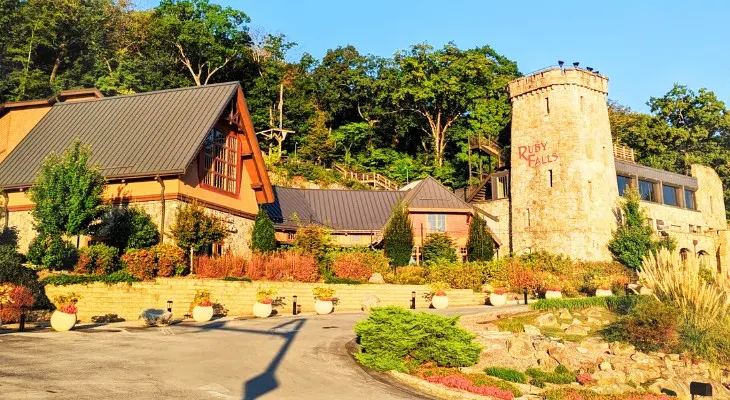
[[155, 176, 165, 244]]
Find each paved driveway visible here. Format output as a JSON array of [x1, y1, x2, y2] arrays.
[[0, 305, 525, 400]]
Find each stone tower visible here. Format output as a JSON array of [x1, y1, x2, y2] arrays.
[[508, 67, 618, 260]]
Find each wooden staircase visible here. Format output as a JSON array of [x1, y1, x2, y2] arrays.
[[333, 164, 399, 191], [469, 136, 506, 167]]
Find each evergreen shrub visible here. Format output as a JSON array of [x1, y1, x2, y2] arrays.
[[422, 233, 456, 263]]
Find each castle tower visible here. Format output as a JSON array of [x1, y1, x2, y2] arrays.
[[508, 67, 618, 260]]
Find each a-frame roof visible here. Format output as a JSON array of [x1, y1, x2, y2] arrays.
[[0, 82, 241, 189], [403, 176, 473, 212]]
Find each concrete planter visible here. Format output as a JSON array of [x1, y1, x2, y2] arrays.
[[253, 302, 273, 318], [431, 295, 449, 309], [595, 289, 613, 297], [315, 300, 333, 315], [545, 290, 563, 299], [192, 305, 214, 322], [489, 293, 507, 307], [50, 311, 77, 332]]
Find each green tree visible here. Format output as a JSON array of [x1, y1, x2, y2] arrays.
[[293, 224, 330, 264], [94, 207, 160, 251], [467, 213, 494, 261], [169, 202, 228, 271], [608, 188, 655, 270], [299, 109, 335, 165], [251, 208, 276, 252], [382, 201, 414, 267], [422, 233, 456, 263], [29, 140, 106, 246]]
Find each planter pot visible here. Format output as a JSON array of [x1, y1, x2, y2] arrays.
[[595, 289, 613, 297], [489, 293, 507, 307], [315, 300, 333, 315], [253, 302, 273, 318], [431, 295, 449, 309], [545, 290, 563, 299], [50, 311, 77, 332], [192, 305, 214, 322]]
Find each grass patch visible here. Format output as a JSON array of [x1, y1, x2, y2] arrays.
[[525, 365, 576, 388], [530, 295, 644, 314], [484, 367, 527, 384], [496, 317, 526, 333], [222, 276, 252, 282], [324, 276, 364, 284]]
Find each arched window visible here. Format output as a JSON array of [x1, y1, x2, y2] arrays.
[[680, 248, 690, 264], [697, 250, 710, 269], [201, 127, 239, 194], [717, 248, 723, 275]]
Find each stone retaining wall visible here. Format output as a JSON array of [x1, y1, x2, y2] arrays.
[[45, 278, 484, 322]]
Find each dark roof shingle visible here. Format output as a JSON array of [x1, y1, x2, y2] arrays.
[[0, 82, 239, 188]]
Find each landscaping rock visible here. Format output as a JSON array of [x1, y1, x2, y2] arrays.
[[139, 309, 172, 326], [360, 295, 381, 311], [592, 370, 627, 386], [586, 317, 602, 325], [599, 361, 612, 371], [368, 273, 385, 284], [535, 313, 558, 327], [571, 318, 582, 325], [576, 347, 589, 354], [564, 324, 589, 336], [610, 342, 636, 356], [508, 334, 535, 359], [523, 324, 542, 336], [558, 308, 572, 320], [483, 322, 500, 332], [536, 350, 559, 371]]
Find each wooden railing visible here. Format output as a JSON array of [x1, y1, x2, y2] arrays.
[[613, 143, 635, 162], [469, 135, 506, 167], [333, 164, 399, 191]]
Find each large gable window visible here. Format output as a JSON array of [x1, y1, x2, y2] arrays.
[[202, 127, 239, 194], [427, 214, 446, 233]]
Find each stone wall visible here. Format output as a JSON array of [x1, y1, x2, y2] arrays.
[[508, 68, 618, 261], [44, 279, 483, 322]]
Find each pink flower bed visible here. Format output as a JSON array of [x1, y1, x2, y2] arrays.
[[425, 374, 514, 400]]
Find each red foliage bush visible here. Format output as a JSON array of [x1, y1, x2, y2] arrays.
[[577, 373, 594, 386], [151, 244, 187, 277], [74, 251, 93, 274], [197, 254, 246, 278], [331, 251, 374, 280], [246, 250, 318, 282], [0, 284, 35, 323], [425, 374, 514, 400], [121, 249, 156, 280]]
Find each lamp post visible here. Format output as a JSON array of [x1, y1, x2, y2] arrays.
[[167, 300, 173, 313], [410, 291, 416, 309], [292, 295, 298, 315]]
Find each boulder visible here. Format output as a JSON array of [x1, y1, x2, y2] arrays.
[[536, 351, 559, 371], [361, 295, 381, 311], [586, 317, 602, 325], [483, 322, 500, 332], [368, 273, 385, 284], [571, 318, 582, 325], [564, 324, 590, 336], [592, 370, 627, 386], [610, 342, 636, 356], [523, 324, 542, 336], [507, 334, 535, 359], [558, 308, 572, 320], [599, 361, 613, 371], [139, 309, 172, 326], [576, 347, 589, 354], [535, 313, 558, 327]]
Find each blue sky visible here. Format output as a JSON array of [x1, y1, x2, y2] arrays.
[[215, 0, 729, 112]]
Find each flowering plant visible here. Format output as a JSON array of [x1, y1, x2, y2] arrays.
[[491, 288, 506, 295], [0, 284, 14, 306], [256, 286, 278, 304], [194, 289, 213, 307], [577, 372, 595, 386], [59, 304, 78, 314], [429, 281, 450, 297], [53, 292, 80, 314], [542, 273, 562, 292], [591, 276, 613, 291], [312, 286, 336, 301]]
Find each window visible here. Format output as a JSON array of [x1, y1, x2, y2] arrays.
[[638, 180, 656, 202], [427, 214, 446, 232], [662, 184, 679, 206], [286, 232, 295, 241], [684, 189, 696, 210], [680, 248, 689, 264], [545, 97, 550, 114], [617, 175, 631, 196], [202, 128, 239, 194], [580, 96, 584, 112], [548, 169, 553, 188]]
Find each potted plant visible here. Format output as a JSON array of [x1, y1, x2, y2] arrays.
[[592, 276, 613, 297], [51, 293, 79, 332], [489, 288, 507, 307], [253, 286, 277, 318], [429, 281, 450, 309], [192, 289, 214, 322], [543, 274, 563, 299], [313, 286, 336, 315]]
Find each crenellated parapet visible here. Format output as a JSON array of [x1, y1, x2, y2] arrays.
[[508, 67, 608, 100]]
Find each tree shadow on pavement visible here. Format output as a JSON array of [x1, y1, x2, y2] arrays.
[[191, 318, 307, 400]]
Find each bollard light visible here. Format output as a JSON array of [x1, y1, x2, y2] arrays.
[[167, 300, 173, 313], [690, 381, 713, 399], [18, 308, 27, 332], [292, 295, 298, 315], [523, 288, 528, 305], [410, 291, 416, 309]]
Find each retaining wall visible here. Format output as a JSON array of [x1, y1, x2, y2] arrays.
[[44, 278, 485, 322]]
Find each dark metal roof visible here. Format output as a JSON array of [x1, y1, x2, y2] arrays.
[[263, 186, 405, 231], [615, 160, 698, 190], [0, 82, 239, 189], [403, 176, 473, 211]]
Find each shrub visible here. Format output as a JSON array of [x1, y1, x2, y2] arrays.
[[484, 367, 527, 384], [169, 202, 229, 267], [531, 296, 645, 313], [121, 249, 156, 280], [313, 285, 336, 300], [324, 276, 363, 284], [354, 306, 481, 373], [197, 254, 246, 278], [251, 208, 277, 252], [425, 261, 484, 290], [246, 250, 318, 282], [256, 286, 278, 303], [608, 188, 655, 270], [602, 299, 679, 352], [75, 244, 119, 274], [150, 244, 187, 277], [415, 367, 521, 398], [0, 240, 49, 308], [193, 289, 213, 307], [424, 374, 514, 400], [505, 260, 540, 293], [525, 365, 576, 388], [542, 389, 671, 400], [28, 234, 78, 270], [467, 213, 494, 261], [382, 201, 414, 267], [0, 284, 35, 323], [94, 207, 160, 251], [293, 225, 331, 264], [422, 233, 456, 263], [331, 251, 374, 280], [387, 266, 426, 285], [40, 271, 140, 286]]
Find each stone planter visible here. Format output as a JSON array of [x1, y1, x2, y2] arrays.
[[315, 300, 333, 315], [192, 305, 214, 322], [489, 293, 507, 307], [50, 311, 77, 332], [253, 302, 273, 318], [544, 290, 563, 299], [431, 295, 449, 309], [595, 289, 613, 297]]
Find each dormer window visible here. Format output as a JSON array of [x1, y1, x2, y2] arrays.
[[202, 127, 239, 194]]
